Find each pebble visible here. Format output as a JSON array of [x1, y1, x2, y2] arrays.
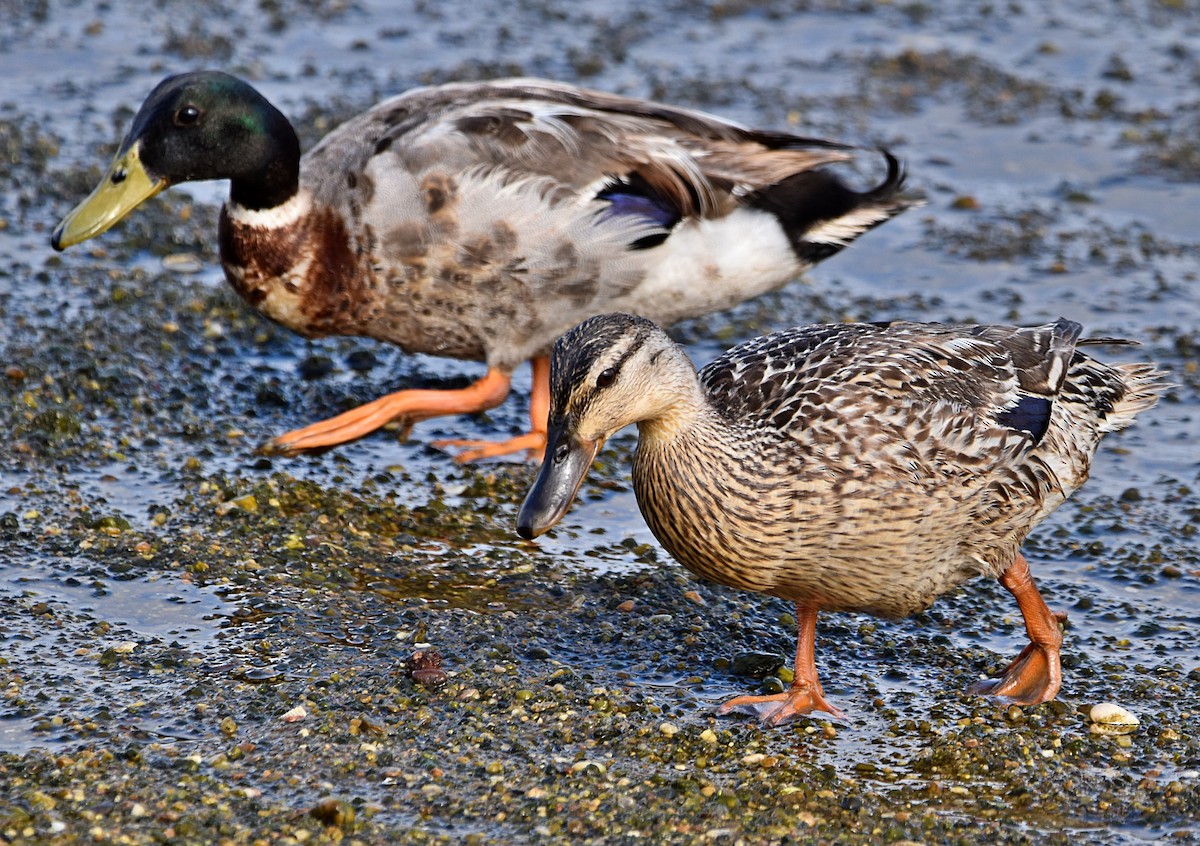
[[346, 349, 378, 372], [730, 651, 784, 678], [162, 253, 204, 273], [1089, 702, 1139, 735], [298, 355, 334, 380], [281, 705, 308, 723]]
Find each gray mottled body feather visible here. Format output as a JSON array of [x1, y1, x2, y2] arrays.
[[230, 79, 913, 370], [552, 315, 1165, 618]]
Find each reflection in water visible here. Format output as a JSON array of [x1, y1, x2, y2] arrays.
[[0, 559, 228, 753]]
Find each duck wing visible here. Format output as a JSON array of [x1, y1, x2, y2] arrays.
[[306, 78, 866, 215], [698, 319, 1085, 447], [297, 79, 913, 367]]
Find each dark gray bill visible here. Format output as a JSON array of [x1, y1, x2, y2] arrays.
[[516, 428, 600, 539]]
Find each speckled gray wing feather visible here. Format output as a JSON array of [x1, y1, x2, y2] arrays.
[[302, 78, 859, 218], [696, 321, 1074, 439]]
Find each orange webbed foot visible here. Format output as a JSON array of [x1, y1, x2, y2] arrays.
[[433, 356, 550, 463], [968, 610, 1066, 705], [432, 431, 547, 463], [717, 602, 845, 726], [968, 554, 1066, 706], [257, 368, 514, 456], [717, 684, 846, 726], [258, 399, 418, 456]]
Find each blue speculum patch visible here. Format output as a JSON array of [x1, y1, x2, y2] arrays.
[[997, 394, 1053, 442]]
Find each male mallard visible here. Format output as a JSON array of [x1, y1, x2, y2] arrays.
[[518, 313, 1165, 723], [51, 71, 913, 461]]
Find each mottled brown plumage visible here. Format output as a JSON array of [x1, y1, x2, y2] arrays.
[[51, 71, 915, 461], [518, 313, 1166, 724]]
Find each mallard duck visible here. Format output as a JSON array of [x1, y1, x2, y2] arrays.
[[51, 70, 914, 461], [517, 313, 1165, 723]]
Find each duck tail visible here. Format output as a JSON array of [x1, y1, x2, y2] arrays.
[[744, 148, 920, 268], [1100, 362, 1170, 433]]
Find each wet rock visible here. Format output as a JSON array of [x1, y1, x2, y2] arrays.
[[280, 705, 307, 722], [760, 676, 786, 695], [162, 253, 204, 273], [89, 514, 131, 532], [29, 409, 81, 438], [346, 349, 378, 371], [730, 651, 785, 679], [408, 649, 447, 687], [309, 797, 356, 830], [298, 354, 335, 380], [254, 385, 289, 407], [1090, 702, 1139, 736]]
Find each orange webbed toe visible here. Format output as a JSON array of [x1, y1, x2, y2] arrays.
[[968, 555, 1065, 706], [717, 684, 846, 726], [433, 431, 548, 463]]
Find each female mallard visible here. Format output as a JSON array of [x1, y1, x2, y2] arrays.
[[51, 71, 913, 461], [518, 313, 1165, 723]]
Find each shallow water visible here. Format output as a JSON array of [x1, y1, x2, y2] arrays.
[[0, 559, 228, 752]]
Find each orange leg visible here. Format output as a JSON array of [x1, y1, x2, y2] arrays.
[[717, 602, 845, 725], [259, 368, 512, 456], [432, 356, 550, 463], [967, 553, 1065, 704]]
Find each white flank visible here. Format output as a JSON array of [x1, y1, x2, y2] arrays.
[[226, 190, 313, 229], [618, 207, 800, 325]]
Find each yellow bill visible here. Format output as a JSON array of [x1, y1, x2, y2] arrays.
[[51, 143, 167, 250]]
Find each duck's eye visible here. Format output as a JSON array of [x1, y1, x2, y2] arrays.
[[174, 105, 202, 127], [554, 442, 570, 464], [595, 367, 618, 389]]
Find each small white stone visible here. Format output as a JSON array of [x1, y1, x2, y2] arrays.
[[162, 253, 204, 274], [281, 705, 308, 723], [1089, 702, 1139, 735]]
